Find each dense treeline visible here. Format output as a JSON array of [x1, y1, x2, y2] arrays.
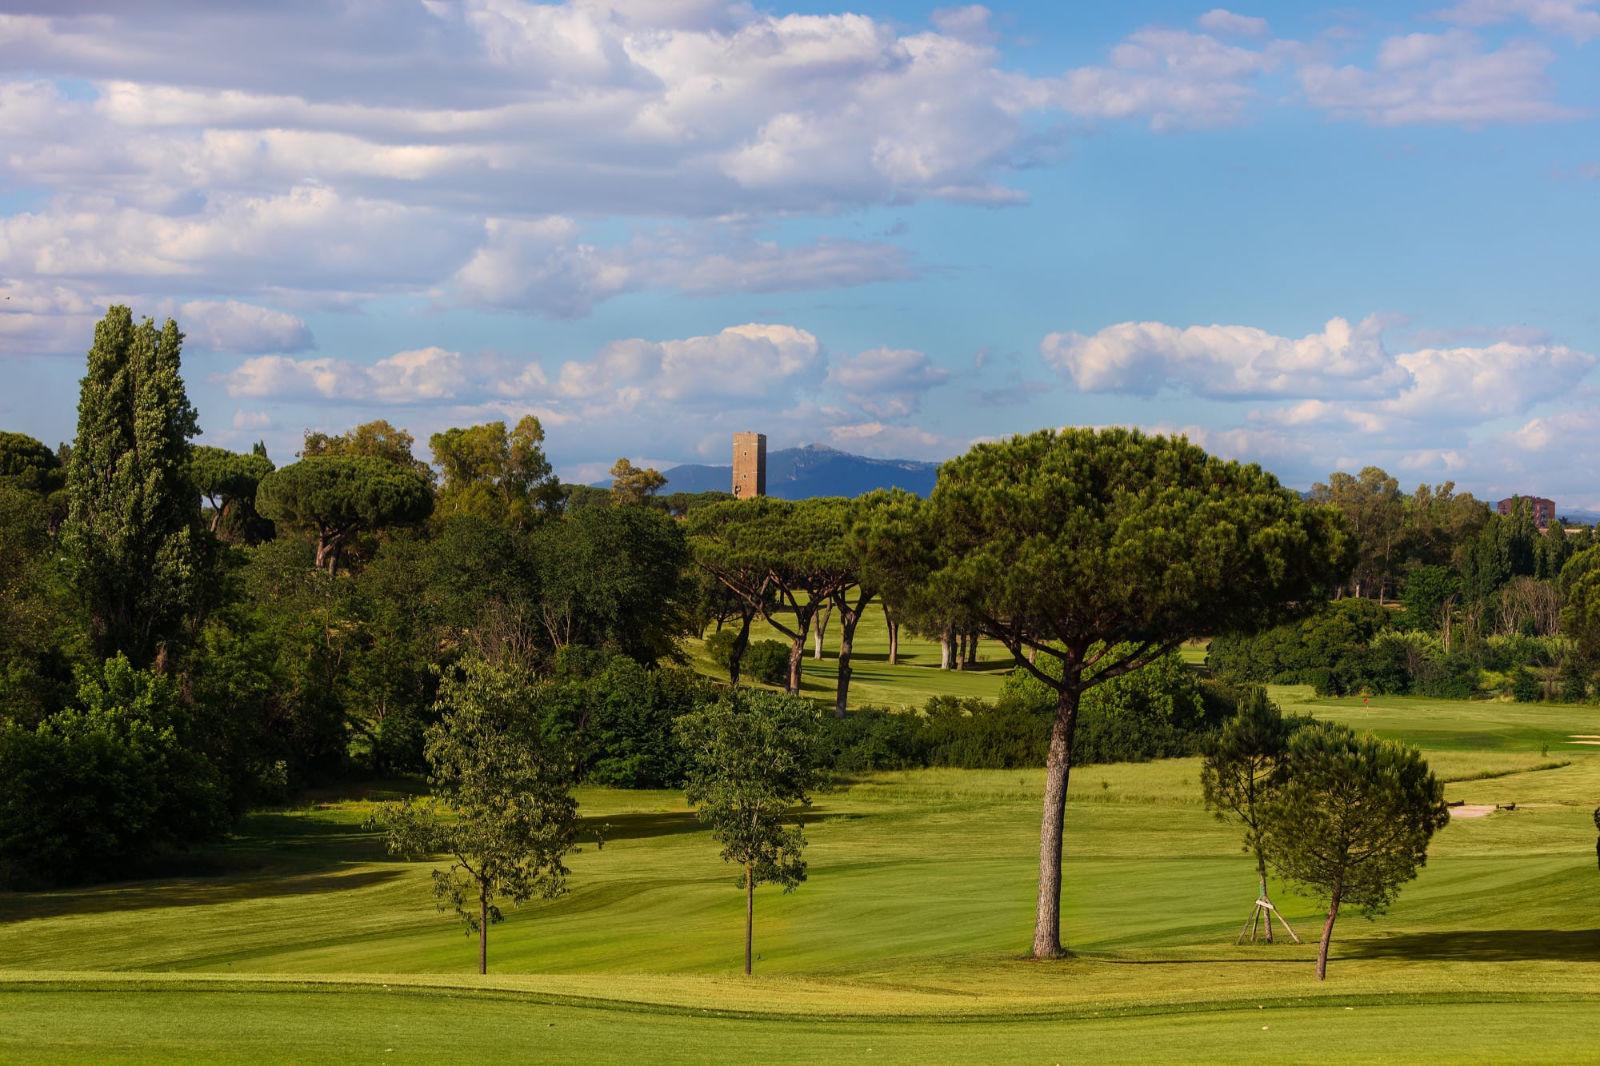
[[1211, 468, 1600, 701]]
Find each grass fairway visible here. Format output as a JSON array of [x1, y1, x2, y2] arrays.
[[3, 688, 1600, 1062]]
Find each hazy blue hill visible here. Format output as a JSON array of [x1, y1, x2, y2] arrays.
[[654, 443, 941, 499]]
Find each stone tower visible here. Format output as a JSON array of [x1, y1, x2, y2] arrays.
[[732, 432, 766, 499]]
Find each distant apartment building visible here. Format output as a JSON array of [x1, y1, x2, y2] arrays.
[[1497, 495, 1557, 530], [732, 432, 766, 499]]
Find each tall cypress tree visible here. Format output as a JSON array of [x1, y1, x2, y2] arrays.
[[63, 306, 204, 668]]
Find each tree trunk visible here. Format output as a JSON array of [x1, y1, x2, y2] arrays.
[[786, 636, 805, 694], [1316, 886, 1342, 981], [834, 596, 867, 718], [813, 606, 831, 659], [955, 630, 967, 671], [478, 890, 488, 975], [940, 626, 953, 670], [315, 535, 337, 575], [1033, 686, 1080, 959], [965, 630, 978, 668], [744, 863, 755, 976], [728, 611, 753, 685], [887, 619, 899, 666]]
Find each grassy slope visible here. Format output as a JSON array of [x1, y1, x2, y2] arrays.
[[4, 680, 1600, 1061]]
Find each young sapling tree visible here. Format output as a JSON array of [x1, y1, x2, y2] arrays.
[[676, 689, 823, 974], [373, 659, 579, 975], [1200, 687, 1299, 943], [1261, 722, 1448, 980]]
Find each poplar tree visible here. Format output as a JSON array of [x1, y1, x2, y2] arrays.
[[62, 307, 204, 668]]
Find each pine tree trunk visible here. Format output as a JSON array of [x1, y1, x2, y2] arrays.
[[813, 606, 830, 659], [940, 626, 953, 670], [744, 864, 754, 976], [1033, 686, 1080, 959], [786, 637, 805, 694], [1316, 886, 1342, 981], [728, 611, 753, 685], [834, 603, 861, 717], [887, 620, 899, 666], [478, 891, 488, 975], [965, 630, 978, 667]]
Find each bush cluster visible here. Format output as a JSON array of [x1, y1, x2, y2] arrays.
[[1209, 600, 1590, 702], [821, 652, 1231, 772]]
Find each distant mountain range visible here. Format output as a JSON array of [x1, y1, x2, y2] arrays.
[[655, 443, 941, 499]]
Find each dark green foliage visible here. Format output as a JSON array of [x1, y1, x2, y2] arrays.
[[704, 628, 739, 672], [817, 707, 930, 772], [920, 696, 1049, 768], [532, 503, 692, 663], [0, 655, 229, 887], [256, 456, 434, 574], [1558, 658, 1591, 703], [740, 640, 790, 686], [372, 659, 578, 975], [1309, 467, 1404, 600], [998, 651, 1225, 764], [0, 431, 66, 528], [542, 655, 717, 789], [189, 444, 274, 542], [1511, 667, 1543, 703], [0, 483, 84, 723], [1399, 565, 1458, 631], [822, 654, 1229, 773], [62, 307, 206, 667], [1560, 546, 1600, 661], [1261, 722, 1448, 979], [1208, 599, 1391, 686]]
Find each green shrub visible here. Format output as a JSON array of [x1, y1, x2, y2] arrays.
[[742, 640, 790, 686], [1558, 659, 1591, 703], [703, 628, 739, 672], [1209, 599, 1391, 686], [820, 708, 929, 772], [1511, 668, 1543, 703], [0, 655, 231, 887], [542, 656, 718, 789], [922, 695, 1049, 769]]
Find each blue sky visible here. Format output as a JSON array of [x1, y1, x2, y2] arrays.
[[1, 0, 1597, 499]]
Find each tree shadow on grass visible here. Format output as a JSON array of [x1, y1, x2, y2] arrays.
[[1347, 929, 1600, 963], [582, 809, 862, 844], [0, 804, 406, 924], [0, 868, 404, 923]]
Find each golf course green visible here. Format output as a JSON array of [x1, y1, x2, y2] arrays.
[[2, 658, 1598, 1063]]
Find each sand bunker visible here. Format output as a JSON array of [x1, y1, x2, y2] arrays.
[[1450, 805, 1495, 819]]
